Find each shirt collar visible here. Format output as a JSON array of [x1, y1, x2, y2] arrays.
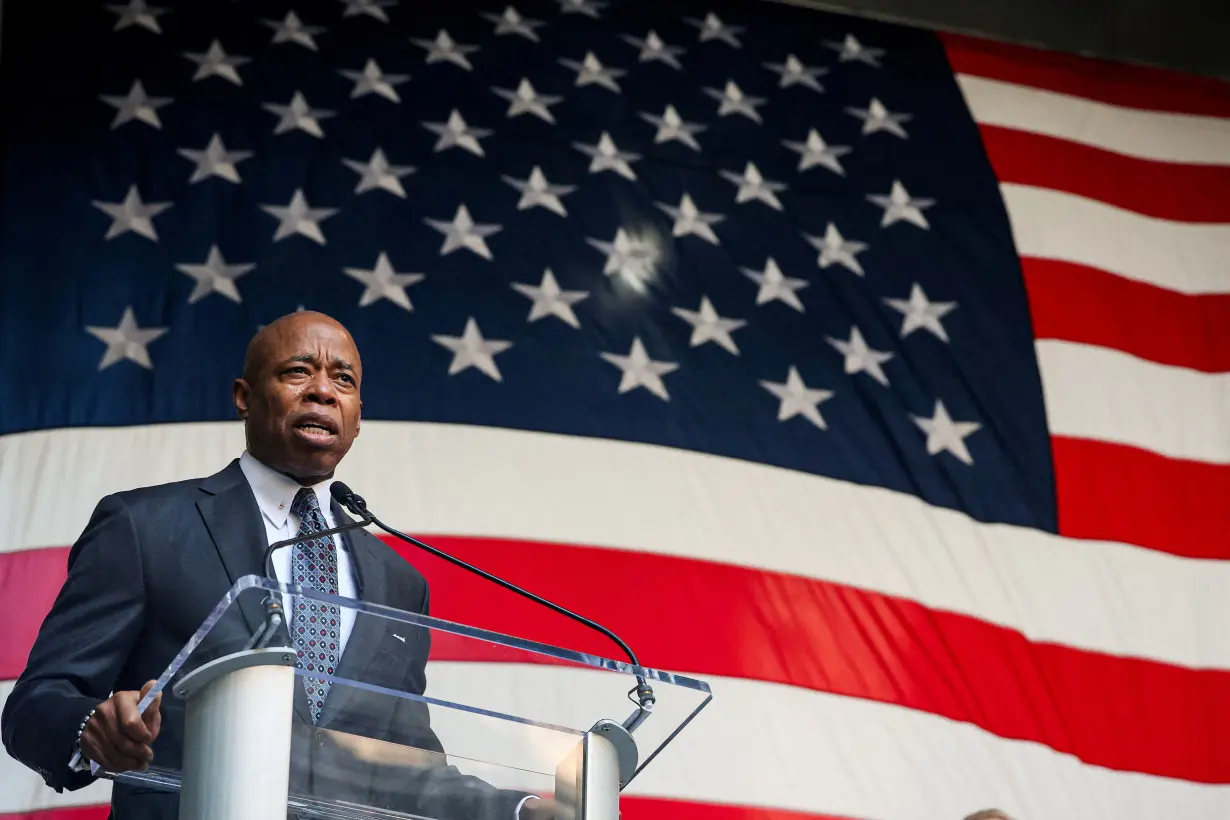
[[238, 450, 335, 531]]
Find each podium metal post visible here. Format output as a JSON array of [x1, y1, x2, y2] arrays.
[[173, 647, 299, 820]]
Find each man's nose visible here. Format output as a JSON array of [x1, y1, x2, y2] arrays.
[[304, 372, 337, 403]]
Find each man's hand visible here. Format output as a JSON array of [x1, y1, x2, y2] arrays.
[[520, 795, 558, 820], [79, 680, 162, 773]]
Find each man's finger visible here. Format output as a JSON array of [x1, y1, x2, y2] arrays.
[[93, 719, 153, 763], [114, 693, 153, 744], [82, 731, 149, 773], [145, 692, 163, 739]]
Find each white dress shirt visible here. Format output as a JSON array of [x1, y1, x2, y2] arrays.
[[238, 450, 358, 649]]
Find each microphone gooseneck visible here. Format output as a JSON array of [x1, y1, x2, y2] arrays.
[[328, 482, 658, 730]]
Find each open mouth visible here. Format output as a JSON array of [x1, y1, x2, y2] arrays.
[[292, 416, 339, 444]]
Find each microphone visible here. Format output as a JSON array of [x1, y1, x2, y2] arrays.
[[328, 482, 657, 733], [246, 492, 373, 650]]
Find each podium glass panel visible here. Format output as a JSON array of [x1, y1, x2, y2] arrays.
[[104, 575, 711, 820]]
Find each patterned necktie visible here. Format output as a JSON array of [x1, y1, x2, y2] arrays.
[[289, 487, 342, 724]]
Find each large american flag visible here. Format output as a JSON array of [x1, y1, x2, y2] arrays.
[[3, 0, 1230, 817]]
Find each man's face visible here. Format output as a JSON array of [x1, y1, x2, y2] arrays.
[[233, 316, 362, 484]]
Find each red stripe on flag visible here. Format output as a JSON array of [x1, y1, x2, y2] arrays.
[[0, 547, 65, 676], [407, 536, 1230, 783], [0, 807, 110, 820], [940, 32, 1230, 118], [1052, 436, 1230, 560], [622, 797, 854, 820], [8, 537, 1230, 783], [980, 125, 1230, 223], [0, 798, 855, 820], [1022, 257, 1230, 373]]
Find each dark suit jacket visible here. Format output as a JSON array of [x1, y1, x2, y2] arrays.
[[1, 459, 528, 820]]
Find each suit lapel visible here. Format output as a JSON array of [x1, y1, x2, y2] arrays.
[[319, 506, 391, 728], [197, 460, 313, 725]]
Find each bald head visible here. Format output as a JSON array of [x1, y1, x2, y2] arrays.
[[233, 311, 363, 484], [243, 311, 359, 383]]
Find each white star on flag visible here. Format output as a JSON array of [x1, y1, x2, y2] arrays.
[[912, 400, 981, 465], [559, 52, 625, 92], [341, 0, 397, 21], [782, 129, 851, 175], [640, 104, 706, 151], [868, 180, 935, 229], [175, 246, 255, 304], [106, 0, 167, 33], [263, 11, 325, 50], [558, 0, 606, 18], [671, 297, 746, 354], [804, 223, 868, 275], [412, 30, 479, 70], [721, 162, 786, 210], [86, 307, 168, 371], [512, 269, 588, 328], [741, 258, 808, 311], [425, 205, 502, 259], [492, 79, 561, 123], [846, 97, 912, 138], [885, 283, 958, 341], [261, 190, 338, 244], [759, 366, 834, 429], [825, 33, 885, 66], [657, 194, 724, 244], [342, 148, 415, 197], [601, 338, 679, 400], [573, 132, 640, 180], [502, 167, 576, 216], [339, 59, 409, 102], [100, 80, 171, 130], [184, 40, 250, 85], [422, 110, 491, 156], [826, 327, 893, 386], [92, 186, 171, 242], [432, 318, 513, 381], [763, 54, 827, 92], [482, 7, 544, 40], [704, 81, 765, 122], [587, 229, 662, 291], [343, 252, 424, 311], [264, 91, 334, 138], [177, 134, 252, 184], [620, 30, 684, 68], [685, 13, 743, 47]]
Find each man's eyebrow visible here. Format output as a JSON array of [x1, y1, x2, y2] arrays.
[[285, 354, 354, 372]]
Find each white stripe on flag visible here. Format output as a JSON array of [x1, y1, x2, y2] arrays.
[[1037, 339, 1230, 464], [1000, 183, 1230, 295], [2, 422, 1228, 670], [955, 73, 1230, 165]]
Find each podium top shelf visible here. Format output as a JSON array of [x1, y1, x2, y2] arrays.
[[139, 574, 712, 789]]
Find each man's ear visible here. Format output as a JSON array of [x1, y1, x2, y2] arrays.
[[233, 379, 251, 419]]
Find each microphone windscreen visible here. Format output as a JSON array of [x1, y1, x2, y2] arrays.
[[330, 481, 356, 507]]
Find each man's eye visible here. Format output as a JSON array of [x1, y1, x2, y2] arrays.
[[338, 374, 355, 385]]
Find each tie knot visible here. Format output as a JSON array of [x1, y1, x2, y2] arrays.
[[291, 486, 321, 518]]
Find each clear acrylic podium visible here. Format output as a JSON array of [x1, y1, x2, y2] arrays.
[[105, 575, 712, 820]]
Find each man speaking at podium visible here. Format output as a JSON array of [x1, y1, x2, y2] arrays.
[[2, 311, 546, 820]]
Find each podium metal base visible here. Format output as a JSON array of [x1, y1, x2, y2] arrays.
[[175, 647, 298, 820]]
